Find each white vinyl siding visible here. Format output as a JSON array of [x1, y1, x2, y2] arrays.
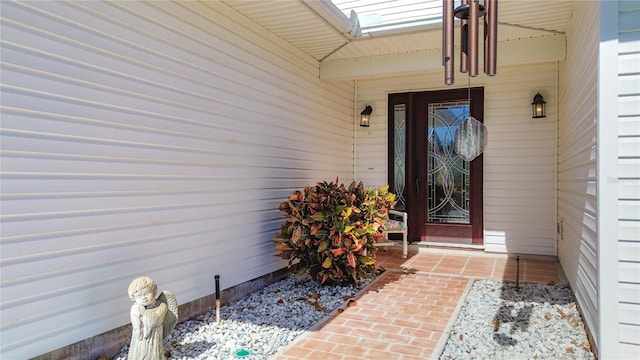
[[481, 63, 557, 256], [617, 0, 640, 357], [0, 1, 354, 358], [557, 0, 600, 353], [356, 62, 557, 255]]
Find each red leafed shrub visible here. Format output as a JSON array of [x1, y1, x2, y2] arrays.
[[273, 179, 396, 285]]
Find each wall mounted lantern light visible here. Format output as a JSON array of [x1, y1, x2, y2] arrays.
[[531, 92, 546, 118], [360, 105, 372, 127]]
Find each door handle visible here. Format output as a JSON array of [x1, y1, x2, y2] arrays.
[[414, 161, 421, 195]]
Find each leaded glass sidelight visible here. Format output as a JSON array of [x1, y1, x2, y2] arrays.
[[427, 102, 470, 224], [393, 104, 407, 209]]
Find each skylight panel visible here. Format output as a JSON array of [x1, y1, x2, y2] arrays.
[[331, 0, 443, 35]]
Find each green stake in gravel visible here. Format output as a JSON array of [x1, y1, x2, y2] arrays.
[[235, 349, 251, 358]]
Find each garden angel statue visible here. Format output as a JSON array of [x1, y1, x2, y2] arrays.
[[127, 276, 178, 360]]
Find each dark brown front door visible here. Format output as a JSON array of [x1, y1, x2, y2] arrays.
[[388, 88, 484, 245]]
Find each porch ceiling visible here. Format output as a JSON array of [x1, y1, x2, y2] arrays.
[[222, 0, 573, 80]]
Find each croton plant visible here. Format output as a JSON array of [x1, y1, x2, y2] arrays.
[[273, 179, 396, 285]]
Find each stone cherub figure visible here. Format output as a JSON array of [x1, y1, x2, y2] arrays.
[[127, 276, 178, 360]]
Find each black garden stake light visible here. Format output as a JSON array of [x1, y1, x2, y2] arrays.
[[515, 256, 520, 290], [360, 105, 372, 127], [215, 274, 221, 324], [532, 92, 546, 118]]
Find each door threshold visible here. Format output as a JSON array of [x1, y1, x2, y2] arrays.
[[416, 241, 485, 252]]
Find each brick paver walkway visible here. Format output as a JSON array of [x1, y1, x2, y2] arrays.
[[274, 246, 560, 360]]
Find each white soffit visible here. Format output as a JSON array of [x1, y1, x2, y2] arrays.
[[326, 0, 572, 61], [222, 0, 573, 77], [222, 0, 353, 61], [331, 0, 572, 36], [328, 23, 560, 61]]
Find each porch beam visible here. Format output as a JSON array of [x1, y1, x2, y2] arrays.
[[320, 35, 566, 81]]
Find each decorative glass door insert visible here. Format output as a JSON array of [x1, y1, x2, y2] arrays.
[[427, 102, 470, 224], [393, 104, 407, 210]]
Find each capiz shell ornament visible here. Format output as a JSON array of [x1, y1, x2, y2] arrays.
[[454, 116, 487, 161]]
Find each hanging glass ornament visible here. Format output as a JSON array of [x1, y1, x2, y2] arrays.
[[454, 116, 487, 161]]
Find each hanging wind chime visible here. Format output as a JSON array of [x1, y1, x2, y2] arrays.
[[443, 0, 498, 85], [443, 0, 497, 161]]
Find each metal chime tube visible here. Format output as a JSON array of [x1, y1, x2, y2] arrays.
[[443, 0, 454, 85], [484, 3, 489, 75], [442, 1, 447, 66], [485, 0, 498, 76], [459, 0, 469, 74], [444, 0, 498, 85], [468, 0, 479, 76]]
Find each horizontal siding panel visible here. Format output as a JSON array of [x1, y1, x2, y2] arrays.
[[618, 74, 640, 96], [0, 43, 351, 143], [619, 200, 640, 222], [620, 344, 640, 359], [620, 181, 640, 199], [0, 1, 354, 358], [619, 241, 640, 263], [619, 158, 640, 178], [620, 282, 640, 303], [619, 303, 640, 324], [558, 0, 600, 349], [2, 2, 350, 123], [619, 95, 640, 117], [619, 261, 640, 286], [619, 137, 640, 157], [573, 265, 598, 337], [619, 0, 640, 12], [617, 1, 640, 355], [618, 6, 640, 33], [620, 324, 640, 345], [619, 116, 640, 136], [618, 52, 640, 74], [620, 221, 640, 242], [617, 1, 640, 352], [557, 187, 597, 210], [619, 31, 640, 52]]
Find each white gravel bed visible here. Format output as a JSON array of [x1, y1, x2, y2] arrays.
[[114, 275, 594, 360], [113, 273, 375, 360], [439, 279, 594, 360]]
